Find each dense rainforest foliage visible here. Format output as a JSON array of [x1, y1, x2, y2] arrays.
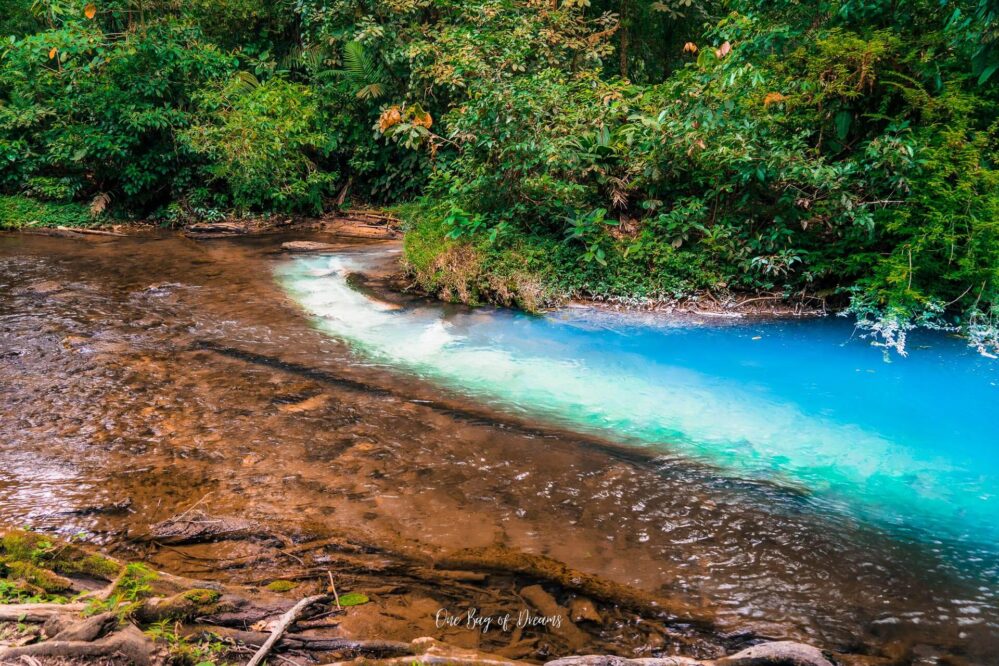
[[1, 1, 997, 353]]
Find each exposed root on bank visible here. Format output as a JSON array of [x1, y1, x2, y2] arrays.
[[197, 627, 415, 658], [436, 546, 714, 627], [0, 624, 163, 666]]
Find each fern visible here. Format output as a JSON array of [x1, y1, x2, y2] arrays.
[[339, 41, 388, 100], [281, 44, 331, 76], [229, 70, 261, 97]]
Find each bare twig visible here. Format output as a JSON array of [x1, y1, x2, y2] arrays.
[[327, 571, 341, 610], [175, 492, 213, 520]]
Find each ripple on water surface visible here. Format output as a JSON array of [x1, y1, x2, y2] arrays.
[[279, 250, 999, 651], [278, 252, 999, 547]]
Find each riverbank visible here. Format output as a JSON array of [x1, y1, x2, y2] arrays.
[[0, 199, 826, 322], [398, 203, 834, 317], [0, 195, 401, 243], [0, 530, 839, 666]]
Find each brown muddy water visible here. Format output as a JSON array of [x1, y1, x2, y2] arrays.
[[0, 232, 996, 665]]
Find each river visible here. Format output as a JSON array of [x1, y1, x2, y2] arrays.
[[1, 232, 997, 664]]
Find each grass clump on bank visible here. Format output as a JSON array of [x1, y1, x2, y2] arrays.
[[0, 196, 93, 230], [402, 202, 750, 313]]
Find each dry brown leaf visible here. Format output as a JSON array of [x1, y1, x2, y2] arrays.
[[90, 192, 111, 216], [378, 105, 402, 133], [763, 92, 786, 108]]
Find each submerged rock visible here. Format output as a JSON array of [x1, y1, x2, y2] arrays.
[[714, 641, 834, 666], [282, 240, 340, 252], [323, 636, 524, 666], [545, 642, 835, 666], [519, 584, 589, 649], [568, 597, 602, 625], [148, 510, 260, 545], [277, 392, 332, 413]]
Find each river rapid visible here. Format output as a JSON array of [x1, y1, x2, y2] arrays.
[[1, 232, 997, 664]]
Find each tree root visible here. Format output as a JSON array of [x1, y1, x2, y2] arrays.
[[0, 624, 165, 666], [47, 611, 118, 642]]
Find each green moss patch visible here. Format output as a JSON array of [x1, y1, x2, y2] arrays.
[[265, 579, 298, 592], [6, 561, 74, 593], [338, 592, 369, 607]]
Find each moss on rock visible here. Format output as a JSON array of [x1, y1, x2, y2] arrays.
[[53, 553, 123, 580], [265, 579, 298, 592], [6, 561, 75, 593]]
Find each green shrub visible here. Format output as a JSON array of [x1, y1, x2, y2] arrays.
[[0, 17, 233, 212], [185, 77, 337, 213], [394, 0, 998, 353]]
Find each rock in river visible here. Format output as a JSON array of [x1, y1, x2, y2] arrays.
[[282, 241, 340, 252]]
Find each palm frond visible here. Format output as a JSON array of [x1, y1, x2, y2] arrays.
[[340, 41, 389, 100], [229, 71, 261, 97], [281, 44, 330, 73]]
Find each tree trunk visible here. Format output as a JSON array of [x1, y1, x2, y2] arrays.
[[619, 0, 630, 79]]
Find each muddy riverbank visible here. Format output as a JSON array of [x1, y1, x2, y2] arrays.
[[1, 231, 996, 664]]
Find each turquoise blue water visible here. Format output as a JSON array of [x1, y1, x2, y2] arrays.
[[277, 252, 999, 556]]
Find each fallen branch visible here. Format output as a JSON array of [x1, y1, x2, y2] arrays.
[[246, 594, 328, 666], [342, 208, 400, 224], [328, 571, 341, 609], [328, 224, 399, 239], [202, 627, 414, 657], [728, 294, 787, 309], [0, 603, 86, 623], [19, 228, 89, 239], [54, 226, 126, 237]]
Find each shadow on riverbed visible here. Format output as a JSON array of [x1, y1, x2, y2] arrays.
[[0, 231, 996, 664]]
